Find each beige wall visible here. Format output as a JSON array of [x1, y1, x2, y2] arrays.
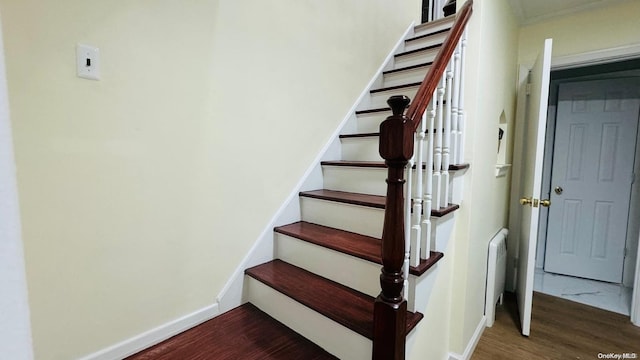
[[518, 0, 640, 65], [0, 12, 34, 359], [0, 0, 420, 358], [448, 0, 519, 353]]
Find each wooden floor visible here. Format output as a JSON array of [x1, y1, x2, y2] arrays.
[[472, 292, 640, 360], [125, 303, 337, 360]]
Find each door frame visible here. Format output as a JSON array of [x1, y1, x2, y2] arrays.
[[536, 74, 640, 288], [507, 47, 640, 325], [536, 44, 640, 326]]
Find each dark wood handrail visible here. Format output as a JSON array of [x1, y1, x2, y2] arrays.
[[406, 0, 473, 130]]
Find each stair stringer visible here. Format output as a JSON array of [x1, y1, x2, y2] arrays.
[[216, 22, 417, 314]]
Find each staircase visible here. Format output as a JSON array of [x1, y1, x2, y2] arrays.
[[128, 3, 473, 359], [244, 18, 465, 360]]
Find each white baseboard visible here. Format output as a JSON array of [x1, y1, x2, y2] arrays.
[[448, 315, 486, 360], [215, 20, 417, 314], [77, 303, 219, 360]]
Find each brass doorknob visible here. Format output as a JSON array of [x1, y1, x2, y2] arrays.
[[540, 199, 551, 207], [520, 197, 532, 206]]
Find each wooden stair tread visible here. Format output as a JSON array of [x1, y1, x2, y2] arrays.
[[395, 43, 441, 58], [322, 160, 386, 168], [383, 62, 433, 76], [300, 189, 460, 217], [340, 125, 448, 138], [275, 221, 443, 276], [431, 203, 459, 217], [370, 81, 422, 94], [339, 132, 380, 139], [355, 107, 391, 115], [245, 259, 423, 340], [300, 189, 386, 209], [405, 27, 450, 43], [450, 163, 470, 170], [125, 302, 337, 360], [321, 160, 471, 172]]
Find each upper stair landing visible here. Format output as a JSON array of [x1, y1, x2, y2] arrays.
[[413, 14, 455, 37], [356, 16, 453, 114]]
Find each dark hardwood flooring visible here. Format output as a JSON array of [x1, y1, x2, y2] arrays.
[[472, 292, 640, 360], [125, 303, 337, 360]]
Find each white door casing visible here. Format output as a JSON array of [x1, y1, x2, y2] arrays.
[[516, 38, 553, 337], [544, 78, 640, 283], [506, 65, 532, 292], [516, 43, 640, 327]]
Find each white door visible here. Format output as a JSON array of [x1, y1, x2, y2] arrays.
[[544, 78, 640, 283], [515, 39, 552, 337]]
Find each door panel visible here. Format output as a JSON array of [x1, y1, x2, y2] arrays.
[[515, 38, 553, 337], [559, 199, 580, 254], [567, 124, 587, 180], [544, 78, 640, 283]]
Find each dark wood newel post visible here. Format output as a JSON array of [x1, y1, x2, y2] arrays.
[[373, 95, 413, 360]]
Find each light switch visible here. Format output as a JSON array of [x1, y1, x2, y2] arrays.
[[76, 44, 100, 80]]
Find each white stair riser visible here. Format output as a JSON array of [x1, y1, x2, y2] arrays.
[[407, 263, 438, 313], [323, 166, 387, 196], [341, 137, 381, 162], [324, 166, 465, 197], [451, 172, 466, 204], [368, 86, 419, 108], [353, 112, 389, 134], [300, 197, 384, 238], [393, 48, 439, 69], [275, 233, 381, 297], [433, 213, 455, 252], [245, 277, 371, 360], [404, 32, 448, 52], [383, 66, 429, 88]]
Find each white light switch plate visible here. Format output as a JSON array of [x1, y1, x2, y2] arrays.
[[76, 44, 100, 80]]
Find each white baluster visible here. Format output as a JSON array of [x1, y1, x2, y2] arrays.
[[428, 0, 435, 22], [433, 77, 445, 211], [451, 42, 461, 166], [403, 154, 414, 300], [411, 121, 426, 267], [442, 61, 453, 209], [421, 95, 436, 260], [457, 32, 467, 165], [437, 0, 445, 20]]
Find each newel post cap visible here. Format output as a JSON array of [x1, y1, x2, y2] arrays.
[[388, 95, 411, 116], [379, 95, 414, 161]]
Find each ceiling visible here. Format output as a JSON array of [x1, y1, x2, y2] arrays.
[[508, 0, 629, 24]]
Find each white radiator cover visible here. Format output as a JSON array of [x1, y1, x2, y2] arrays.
[[485, 228, 508, 327]]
